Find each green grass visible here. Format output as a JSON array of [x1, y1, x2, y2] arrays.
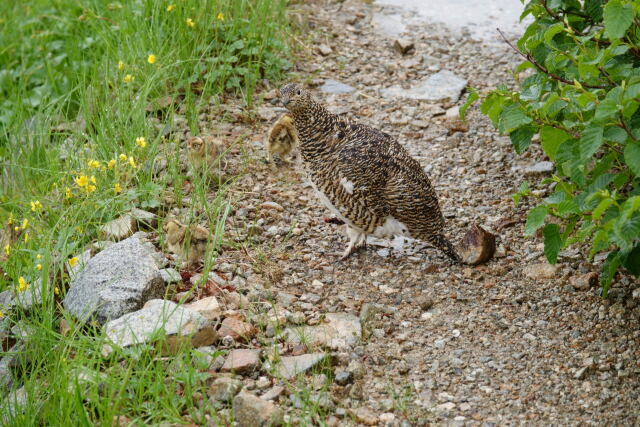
[[0, 0, 290, 424]]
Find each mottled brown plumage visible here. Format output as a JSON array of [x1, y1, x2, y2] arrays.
[[163, 219, 209, 266], [279, 83, 460, 262], [187, 135, 225, 176], [265, 113, 299, 164]]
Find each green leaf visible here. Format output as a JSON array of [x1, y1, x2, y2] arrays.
[[509, 126, 536, 154], [579, 124, 604, 161], [539, 126, 570, 161], [544, 23, 565, 47], [585, 0, 604, 21], [603, 0, 634, 39], [500, 104, 532, 133], [592, 198, 615, 220], [600, 251, 621, 297], [460, 88, 478, 121], [624, 141, 640, 176], [543, 223, 562, 264], [621, 244, 640, 276], [525, 205, 547, 236]]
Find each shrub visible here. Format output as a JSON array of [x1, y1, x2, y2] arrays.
[[479, 0, 640, 295]]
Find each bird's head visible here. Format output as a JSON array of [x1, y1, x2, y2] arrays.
[[279, 83, 313, 114]]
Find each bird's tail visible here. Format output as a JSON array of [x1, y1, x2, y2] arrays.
[[433, 234, 461, 264]]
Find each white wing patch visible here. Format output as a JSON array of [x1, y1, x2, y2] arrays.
[[340, 177, 355, 194], [374, 216, 410, 238]]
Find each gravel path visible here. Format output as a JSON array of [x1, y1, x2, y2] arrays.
[[206, 1, 640, 424]]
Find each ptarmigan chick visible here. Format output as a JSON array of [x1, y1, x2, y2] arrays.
[[187, 135, 225, 177], [265, 113, 299, 164], [279, 83, 460, 263], [163, 219, 210, 266]]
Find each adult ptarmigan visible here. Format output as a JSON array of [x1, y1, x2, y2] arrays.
[[279, 83, 460, 263]]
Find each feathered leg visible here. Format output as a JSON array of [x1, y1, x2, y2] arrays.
[[430, 234, 461, 263], [340, 226, 366, 260]]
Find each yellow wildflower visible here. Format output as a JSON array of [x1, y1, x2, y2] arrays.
[[75, 175, 89, 188], [114, 183, 122, 194], [36, 254, 42, 260], [217, 12, 224, 21], [68, 257, 78, 267], [36, 263, 42, 270], [147, 54, 156, 64], [87, 185, 97, 193], [107, 159, 117, 169], [0, 310, 3, 319], [7, 213, 14, 225], [88, 159, 100, 169], [135, 136, 147, 148], [124, 74, 135, 83], [14, 226, 20, 232], [22, 218, 28, 229], [24, 232, 29, 243], [117, 60, 125, 71], [18, 277, 28, 293], [186, 18, 195, 27], [30, 200, 42, 212], [90, 175, 97, 184], [65, 187, 73, 199], [3, 245, 10, 257], [119, 153, 128, 161], [54, 287, 60, 295], [128, 156, 137, 168], [167, 4, 176, 12]]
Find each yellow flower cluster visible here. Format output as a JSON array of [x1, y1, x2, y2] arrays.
[[124, 74, 135, 83], [186, 18, 195, 27], [75, 175, 97, 193], [217, 12, 224, 21], [30, 200, 42, 212], [167, 4, 176, 12], [18, 277, 28, 293], [135, 137, 147, 148]]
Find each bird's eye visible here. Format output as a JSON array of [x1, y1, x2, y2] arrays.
[[297, 89, 301, 95]]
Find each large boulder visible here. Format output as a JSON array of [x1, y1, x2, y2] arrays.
[[63, 233, 165, 324], [381, 70, 467, 103]]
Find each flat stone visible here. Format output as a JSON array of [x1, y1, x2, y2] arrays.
[[208, 377, 242, 402], [63, 233, 165, 324], [233, 391, 284, 427], [524, 161, 554, 175], [100, 214, 137, 241], [524, 263, 558, 280], [352, 407, 378, 425], [185, 296, 222, 320], [381, 70, 467, 103], [260, 201, 284, 211], [318, 44, 332, 56], [221, 349, 261, 374], [276, 353, 327, 379], [159, 268, 181, 284], [319, 79, 356, 94], [286, 312, 361, 350], [218, 316, 256, 341], [261, 385, 285, 401], [102, 299, 217, 356], [129, 208, 157, 228]]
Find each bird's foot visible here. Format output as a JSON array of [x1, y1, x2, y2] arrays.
[[337, 240, 367, 262]]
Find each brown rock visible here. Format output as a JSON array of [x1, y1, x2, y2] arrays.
[[221, 349, 261, 374], [524, 263, 558, 280], [185, 296, 222, 320], [317, 44, 332, 56], [351, 407, 378, 425], [393, 38, 414, 55], [233, 391, 284, 427], [459, 223, 496, 265], [570, 272, 598, 291], [218, 317, 256, 341], [208, 377, 242, 402]]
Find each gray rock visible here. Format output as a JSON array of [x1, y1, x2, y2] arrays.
[[276, 353, 327, 379], [233, 391, 284, 427], [334, 370, 353, 385], [102, 299, 217, 356], [286, 312, 362, 350], [159, 268, 181, 284], [524, 161, 554, 175], [129, 208, 157, 229], [393, 38, 414, 55], [261, 385, 285, 401], [99, 214, 137, 241], [381, 70, 467, 103], [319, 79, 356, 94], [221, 349, 261, 374], [63, 233, 165, 324], [318, 44, 333, 56], [208, 377, 242, 402]]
